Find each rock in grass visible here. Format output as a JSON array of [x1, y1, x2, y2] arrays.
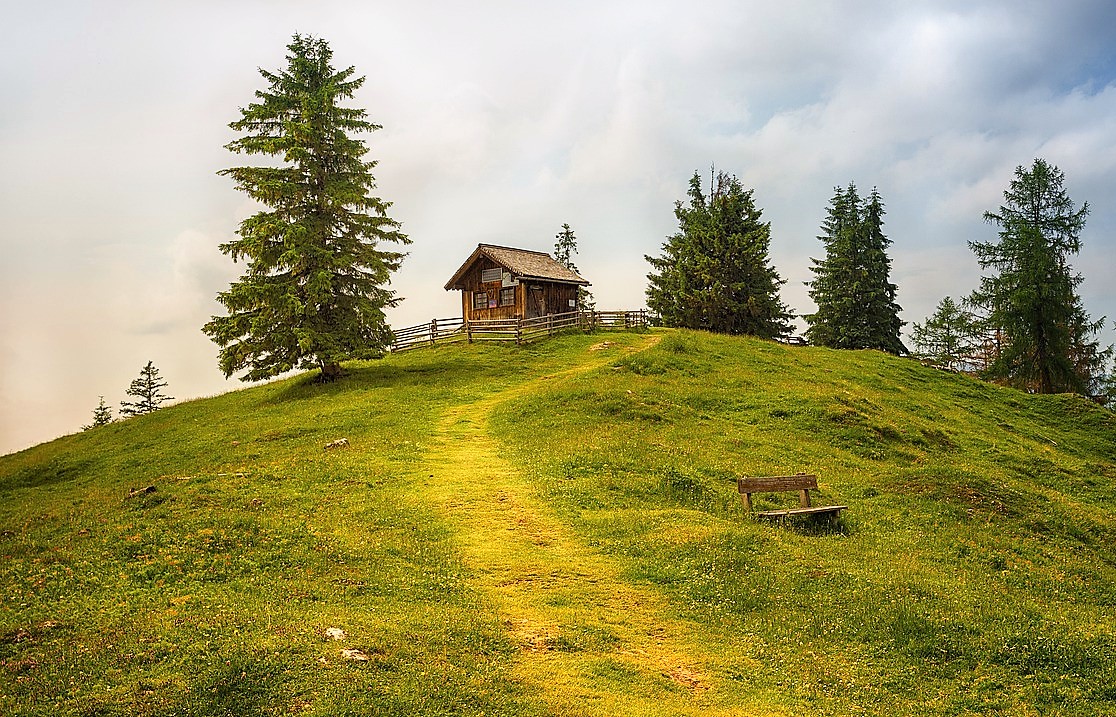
[[340, 648, 369, 661]]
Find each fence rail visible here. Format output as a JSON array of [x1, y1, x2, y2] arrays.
[[390, 309, 648, 352]]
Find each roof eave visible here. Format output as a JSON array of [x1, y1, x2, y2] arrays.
[[517, 274, 592, 286], [443, 246, 488, 291]]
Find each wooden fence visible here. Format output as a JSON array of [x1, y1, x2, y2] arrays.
[[390, 310, 649, 352]]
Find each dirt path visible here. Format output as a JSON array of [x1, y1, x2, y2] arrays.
[[417, 337, 760, 716]]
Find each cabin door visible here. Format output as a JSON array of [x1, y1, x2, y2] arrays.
[[528, 287, 546, 318]]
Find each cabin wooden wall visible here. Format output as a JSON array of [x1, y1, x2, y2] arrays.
[[458, 257, 520, 321], [522, 282, 579, 319], [455, 257, 580, 321]]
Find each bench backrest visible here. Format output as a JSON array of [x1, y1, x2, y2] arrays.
[[737, 474, 817, 493], [737, 473, 817, 511]]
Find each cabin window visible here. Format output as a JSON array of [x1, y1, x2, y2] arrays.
[[472, 291, 488, 310], [500, 287, 515, 306], [481, 268, 502, 284]]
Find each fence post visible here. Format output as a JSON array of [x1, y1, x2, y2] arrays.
[[466, 319, 473, 344], [430, 319, 437, 346], [516, 317, 522, 345]]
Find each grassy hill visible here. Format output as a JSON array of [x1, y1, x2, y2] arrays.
[[2, 329, 1114, 716]]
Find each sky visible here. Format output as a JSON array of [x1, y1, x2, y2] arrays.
[[3, 0, 1116, 454]]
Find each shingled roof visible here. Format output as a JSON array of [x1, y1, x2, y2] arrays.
[[444, 244, 590, 290]]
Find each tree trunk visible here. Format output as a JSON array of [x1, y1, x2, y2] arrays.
[[320, 361, 343, 382]]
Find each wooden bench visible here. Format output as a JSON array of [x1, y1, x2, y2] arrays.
[[737, 473, 847, 521]]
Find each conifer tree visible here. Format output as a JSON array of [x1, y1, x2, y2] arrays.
[[804, 185, 860, 348], [805, 184, 906, 353], [553, 223, 595, 311], [203, 35, 409, 382], [82, 396, 114, 430], [646, 170, 793, 337], [970, 158, 1111, 394], [911, 297, 978, 371], [119, 362, 173, 417]]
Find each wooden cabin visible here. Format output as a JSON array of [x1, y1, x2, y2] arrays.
[[445, 244, 591, 321]]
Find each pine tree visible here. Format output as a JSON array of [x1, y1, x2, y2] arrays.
[[119, 362, 173, 417], [860, 190, 907, 353], [82, 396, 113, 430], [646, 170, 793, 338], [911, 297, 978, 371], [553, 223, 595, 311], [805, 184, 906, 353], [970, 158, 1112, 394], [804, 184, 860, 348], [203, 35, 409, 382]]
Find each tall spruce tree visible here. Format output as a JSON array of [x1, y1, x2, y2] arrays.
[[805, 184, 906, 353], [646, 170, 793, 337], [119, 362, 173, 417], [203, 35, 409, 382], [970, 158, 1111, 394], [553, 223, 595, 311]]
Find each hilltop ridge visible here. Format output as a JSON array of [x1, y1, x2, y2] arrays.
[[2, 330, 1114, 716]]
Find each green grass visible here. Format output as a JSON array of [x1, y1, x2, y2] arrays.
[[1, 344, 566, 717], [2, 329, 1114, 715], [490, 330, 1116, 715]]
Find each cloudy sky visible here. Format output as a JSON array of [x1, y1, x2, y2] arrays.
[[3, 0, 1116, 454]]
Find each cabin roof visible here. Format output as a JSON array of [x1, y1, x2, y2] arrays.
[[444, 243, 590, 290]]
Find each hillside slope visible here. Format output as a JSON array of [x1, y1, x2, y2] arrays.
[[2, 330, 1113, 716]]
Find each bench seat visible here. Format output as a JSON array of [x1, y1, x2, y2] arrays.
[[754, 505, 847, 519]]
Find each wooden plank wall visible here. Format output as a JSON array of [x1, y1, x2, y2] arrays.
[[456, 256, 580, 321], [523, 282, 579, 318], [458, 257, 519, 321]]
